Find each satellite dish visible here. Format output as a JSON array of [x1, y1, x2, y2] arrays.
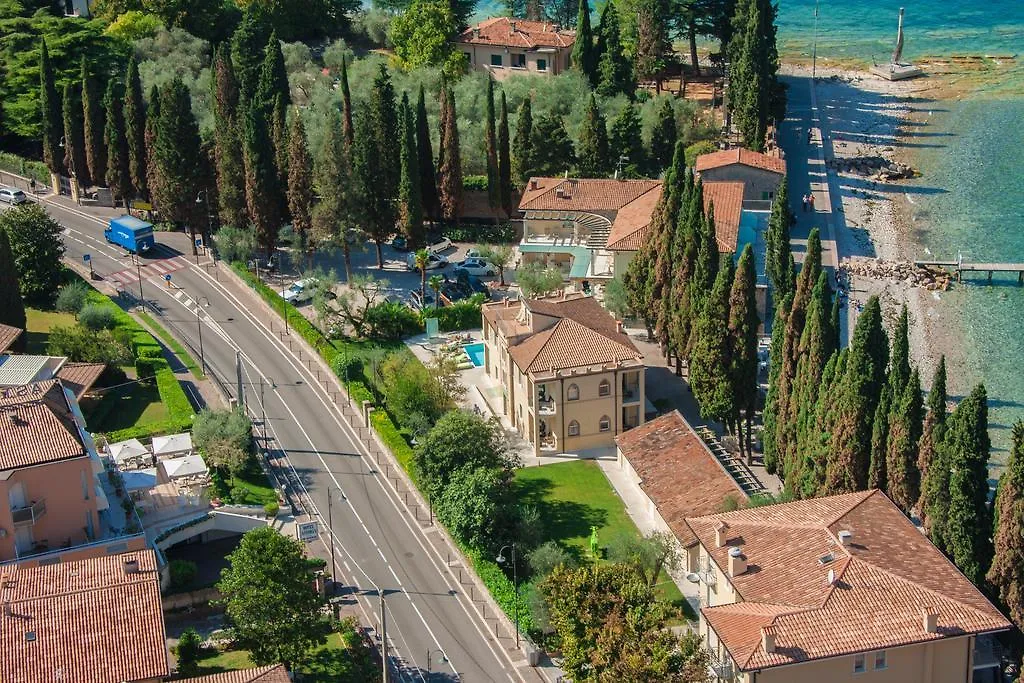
[[827, 568, 836, 585], [686, 572, 701, 584]]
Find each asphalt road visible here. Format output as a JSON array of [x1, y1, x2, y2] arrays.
[[34, 197, 533, 683]]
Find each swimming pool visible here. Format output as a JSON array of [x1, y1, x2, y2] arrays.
[[463, 342, 485, 367]]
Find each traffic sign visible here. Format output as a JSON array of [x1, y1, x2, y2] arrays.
[[82, 254, 91, 263], [195, 237, 203, 248], [164, 274, 172, 281], [297, 521, 319, 542]]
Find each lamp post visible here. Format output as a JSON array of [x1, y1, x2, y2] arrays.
[[812, 0, 820, 80], [58, 136, 78, 203], [259, 376, 276, 434], [123, 251, 144, 305], [426, 648, 447, 678], [196, 189, 214, 261], [496, 544, 519, 648], [327, 487, 337, 597], [194, 296, 210, 375]]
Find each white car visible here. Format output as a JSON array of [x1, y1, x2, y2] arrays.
[[282, 278, 316, 304], [0, 187, 28, 205], [452, 258, 497, 277], [406, 252, 448, 271], [428, 236, 453, 253]]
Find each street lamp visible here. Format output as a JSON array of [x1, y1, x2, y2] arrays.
[[196, 189, 214, 262], [194, 296, 210, 375], [123, 251, 144, 305], [58, 136, 79, 204], [496, 544, 519, 648], [426, 648, 447, 677], [259, 376, 276, 433], [812, 0, 820, 80]]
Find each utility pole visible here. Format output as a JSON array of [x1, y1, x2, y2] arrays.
[[235, 350, 245, 408], [328, 490, 336, 596], [381, 590, 389, 683], [812, 0, 820, 80]]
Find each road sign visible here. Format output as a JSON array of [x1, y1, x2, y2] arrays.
[[82, 253, 91, 263], [195, 237, 203, 248], [164, 274, 172, 281], [297, 521, 319, 542]]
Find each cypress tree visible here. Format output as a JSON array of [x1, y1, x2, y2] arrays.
[[823, 296, 889, 494], [650, 145, 686, 351], [103, 80, 131, 207], [623, 233, 656, 339], [669, 169, 699, 368], [889, 304, 911, 396], [511, 98, 534, 186], [766, 176, 794, 299], [498, 91, 512, 215], [271, 95, 289, 218], [484, 78, 500, 212], [943, 384, 993, 585], [144, 85, 161, 210], [153, 79, 202, 244], [62, 82, 88, 187], [927, 355, 948, 421], [124, 56, 147, 199], [243, 101, 280, 257], [595, 2, 633, 98], [867, 386, 891, 490], [728, 0, 782, 151], [257, 32, 290, 115], [340, 56, 354, 148], [81, 58, 105, 188], [231, 3, 269, 105], [0, 228, 27, 338], [691, 256, 736, 423], [286, 110, 313, 268], [987, 420, 1024, 629], [399, 94, 424, 248], [370, 64, 400, 204], [530, 111, 576, 177], [436, 86, 464, 224], [886, 368, 923, 514], [415, 86, 439, 226], [762, 291, 792, 475], [918, 356, 948, 515], [576, 94, 609, 177], [39, 39, 62, 176], [354, 107, 398, 267], [649, 97, 677, 174], [571, 0, 596, 85], [313, 113, 355, 280], [728, 244, 760, 459], [212, 47, 247, 229], [687, 191, 719, 357], [609, 104, 645, 177]]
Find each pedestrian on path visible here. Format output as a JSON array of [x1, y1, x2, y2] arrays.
[[801, 194, 808, 212], [807, 128, 813, 144], [809, 193, 816, 211]]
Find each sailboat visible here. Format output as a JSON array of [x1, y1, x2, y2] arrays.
[[871, 8, 924, 80]]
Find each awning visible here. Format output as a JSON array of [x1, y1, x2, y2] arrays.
[[161, 453, 208, 480], [152, 432, 193, 458], [107, 438, 149, 464], [517, 243, 593, 280]]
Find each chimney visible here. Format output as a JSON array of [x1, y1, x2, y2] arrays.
[[922, 608, 939, 634], [761, 626, 777, 654], [2, 601, 10, 617], [510, 20, 516, 32], [615, 320, 623, 333], [715, 521, 729, 548], [728, 546, 747, 577], [837, 530, 852, 546], [472, 27, 480, 38], [123, 557, 140, 574], [555, 188, 564, 198], [530, 179, 538, 190]]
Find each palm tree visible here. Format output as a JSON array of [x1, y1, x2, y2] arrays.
[[414, 248, 430, 302], [428, 274, 444, 310]]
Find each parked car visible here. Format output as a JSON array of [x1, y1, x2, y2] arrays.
[[408, 290, 440, 311], [440, 281, 471, 306], [452, 257, 497, 277], [406, 252, 448, 271], [427, 236, 453, 253], [0, 187, 28, 205], [455, 272, 491, 299], [391, 236, 408, 251], [282, 278, 316, 304]]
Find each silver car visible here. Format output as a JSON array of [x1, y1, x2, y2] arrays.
[[0, 187, 28, 205]]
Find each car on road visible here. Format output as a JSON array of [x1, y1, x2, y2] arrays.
[[282, 278, 316, 304], [406, 252, 448, 271], [427, 236, 453, 253], [408, 290, 440, 311], [451, 257, 497, 277], [391, 236, 409, 251], [0, 187, 28, 205]]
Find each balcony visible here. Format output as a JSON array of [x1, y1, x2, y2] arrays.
[[622, 384, 641, 404], [11, 499, 47, 527], [538, 398, 556, 415], [706, 649, 734, 681]]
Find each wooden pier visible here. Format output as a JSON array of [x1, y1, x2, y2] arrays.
[[914, 259, 1024, 284]]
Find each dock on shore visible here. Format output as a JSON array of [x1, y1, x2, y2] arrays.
[[913, 259, 1024, 284]]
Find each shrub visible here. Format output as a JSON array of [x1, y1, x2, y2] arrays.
[[78, 303, 116, 331], [169, 559, 198, 590], [193, 408, 253, 457], [230, 485, 248, 503], [466, 548, 534, 634], [330, 353, 364, 382], [55, 281, 90, 314], [135, 357, 160, 384], [443, 223, 517, 244], [47, 325, 134, 365], [528, 541, 576, 579], [685, 140, 718, 167], [431, 298, 483, 332], [366, 301, 422, 340], [175, 628, 203, 672], [462, 175, 488, 191], [264, 501, 279, 518]]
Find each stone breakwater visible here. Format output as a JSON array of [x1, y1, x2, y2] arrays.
[[827, 156, 918, 180], [840, 257, 954, 291]]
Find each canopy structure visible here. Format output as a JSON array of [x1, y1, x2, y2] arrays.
[[107, 438, 149, 465], [161, 453, 208, 480], [152, 432, 193, 458], [121, 468, 158, 492]]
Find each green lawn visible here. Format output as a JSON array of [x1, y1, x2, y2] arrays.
[[85, 380, 170, 433], [24, 308, 77, 354], [137, 310, 204, 380], [513, 460, 692, 619], [190, 629, 377, 682], [210, 459, 278, 506]]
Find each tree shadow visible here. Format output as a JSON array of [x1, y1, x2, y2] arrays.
[[514, 476, 609, 565]]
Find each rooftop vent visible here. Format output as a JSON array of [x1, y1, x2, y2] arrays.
[[818, 552, 835, 565], [25, 630, 35, 642], [922, 607, 939, 634], [826, 568, 836, 585], [715, 521, 729, 548], [555, 188, 565, 198], [123, 557, 140, 574], [472, 27, 480, 38], [728, 546, 747, 577], [837, 530, 853, 546], [761, 626, 777, 654]]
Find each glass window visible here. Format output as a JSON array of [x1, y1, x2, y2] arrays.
[[598, 379, 610, 396], [464, 51, 472, 64], [599, 416, 610, 432], [568, 420, 580, 436], [512, 53, 526, 68], [490, 54, 503, 67], [537, 58, 548, 71], [567, 384, 580, 401], [853, 653, 866, 674], [873, 651, 887, 670]]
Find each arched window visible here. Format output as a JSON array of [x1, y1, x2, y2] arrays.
[[599, 416, 611, 432], [568, 420, 580, 436], [598, 379, 611, 397], [567, 384, 580, 401]]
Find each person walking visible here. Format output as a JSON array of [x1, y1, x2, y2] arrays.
[[801, 194, 808, 212], [809, 193, 816, 211]]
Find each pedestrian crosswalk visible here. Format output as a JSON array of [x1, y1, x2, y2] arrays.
[[107, 257, 186, 285]]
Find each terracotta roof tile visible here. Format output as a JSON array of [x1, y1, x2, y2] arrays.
[[0, 550, 169, 683], [605, 185, 663, 251], [0, 324, 22, 353], [695, 147, 787, 175], [55, 362, 105, 399], [615, 411, 747, 546], [0, 380, 86, 470], [519, 177, 661, 213], [456, 17, 576, 49], [703, 181, 745, 252], [688, 490, 1011, 672], [177, 664, 292, 683]]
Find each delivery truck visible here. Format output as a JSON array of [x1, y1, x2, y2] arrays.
[[105, 215, 156, 254]]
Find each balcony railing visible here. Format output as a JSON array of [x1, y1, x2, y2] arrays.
[[11, 499, 47, 527], [538, 398, 556, 415], [622, 385, 641, 403], [706, 648, 734, 681]]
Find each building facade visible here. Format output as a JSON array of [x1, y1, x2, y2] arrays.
[[695, 148, 787, 204], [481, 294, 645, 455], [455, 18, 574, 80]]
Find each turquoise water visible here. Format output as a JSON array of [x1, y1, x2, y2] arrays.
[[464, 342, 486, 367]]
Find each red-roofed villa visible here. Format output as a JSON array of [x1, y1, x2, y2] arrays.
[[455, 17, 575, 79]]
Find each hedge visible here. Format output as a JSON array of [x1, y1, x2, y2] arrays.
[[442, 223, 517, 244], [462, 175, 488, 191], [427, 299, 483, 332], [370, 410, 415, 476], [0, 152, 50, 185], [465, 547, 535, 634]]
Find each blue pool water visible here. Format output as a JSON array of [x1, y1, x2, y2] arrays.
[[464, 342, 486, 367]]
